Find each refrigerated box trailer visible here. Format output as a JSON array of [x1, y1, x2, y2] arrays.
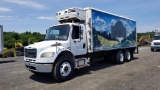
[[24, 7, 137, 81]]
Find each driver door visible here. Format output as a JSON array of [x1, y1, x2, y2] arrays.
[[71, 25, 87, 56]]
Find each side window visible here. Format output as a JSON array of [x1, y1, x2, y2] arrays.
[[72, 26, 80, 39]]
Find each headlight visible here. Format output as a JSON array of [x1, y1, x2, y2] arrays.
[[40, 52, 55, 58]]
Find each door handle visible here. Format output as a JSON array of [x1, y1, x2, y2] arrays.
[[83, 43, 86, 48], [73, 41, 76, 43]]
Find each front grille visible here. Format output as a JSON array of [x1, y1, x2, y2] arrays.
[[25, 49, 37, 58], [26, 65, 36, 70], [154, 42, 160, 45]]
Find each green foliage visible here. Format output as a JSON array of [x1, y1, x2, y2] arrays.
[[28, 37, 37, 44], [97, 35, 119, 47], [3, 30, 155, 49], [4, 32, 17, 48], [137, 31, 155, 39], [3, 31, 45, 48]]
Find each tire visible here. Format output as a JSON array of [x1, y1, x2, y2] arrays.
[[115, 51, 124, 64], [124, 50, 131, 62], [15, 47, 21, 51], [19, 52, 24, 56], [7, 51, 14, 57], [151, 48, 154, 52], [16, 51, 24, 56], [15, 47, 24, 52], [52, 56, 74, 81], [3, 53, 8, 58], [0, 54, 2, 58]]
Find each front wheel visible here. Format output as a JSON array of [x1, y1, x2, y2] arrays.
[[53, 57, 74, 81], [151, 48, 154, 52]]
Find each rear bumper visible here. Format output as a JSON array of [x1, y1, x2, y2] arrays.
[[25, 62, 53, 73]]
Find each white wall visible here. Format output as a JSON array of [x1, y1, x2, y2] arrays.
[[0, 25, 4, 54]]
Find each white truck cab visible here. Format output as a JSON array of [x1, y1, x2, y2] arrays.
[[150, 31, 160, 51], [24, 8, 90, 81], [24, 23, 88, 72]]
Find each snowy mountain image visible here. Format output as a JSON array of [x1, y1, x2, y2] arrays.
[[111, 21, 126, 42], [92, 10, 136, 50]]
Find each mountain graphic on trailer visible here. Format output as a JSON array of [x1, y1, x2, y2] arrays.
[[111, 21, 126, 39], [92, 9, 136, 50]]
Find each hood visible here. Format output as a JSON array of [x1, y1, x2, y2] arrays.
[[25, 40, 62, 49], [152, 40, 160, 42]]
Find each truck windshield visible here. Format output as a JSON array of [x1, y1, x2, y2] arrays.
[[45, 25, 70, 41], [153, 36, 160, 40]]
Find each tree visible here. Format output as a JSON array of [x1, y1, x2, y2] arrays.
[[3, 31, 45, 48], [137, 31, 155, 39]]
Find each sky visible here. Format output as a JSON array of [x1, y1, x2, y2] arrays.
[[0, 0, 160, 34]]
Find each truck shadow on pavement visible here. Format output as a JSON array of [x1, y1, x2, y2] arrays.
[[30, 73, 57, 83], [0, 60, 16, 64], [74, 57, 139, 77], [29, 57, 139, 84]]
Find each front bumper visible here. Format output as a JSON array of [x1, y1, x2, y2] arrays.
[[25, 61, 53, 73], [151, 45, 160, 49]]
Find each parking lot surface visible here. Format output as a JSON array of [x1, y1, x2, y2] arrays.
[[0, 46, 160, 90]]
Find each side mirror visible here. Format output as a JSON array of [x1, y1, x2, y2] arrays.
[[46, 29, 49, 34]]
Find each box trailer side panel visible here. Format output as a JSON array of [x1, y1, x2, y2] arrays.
[[0, 25, 4, 54], [91, 9, 137, 51]]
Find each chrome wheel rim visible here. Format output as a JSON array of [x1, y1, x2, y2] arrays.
[[127, 51, 131, 60], [119, 53, 124, 62], [60, 62, 71, 77]]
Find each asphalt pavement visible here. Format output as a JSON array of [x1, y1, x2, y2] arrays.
[[0, 46, 160, 90]]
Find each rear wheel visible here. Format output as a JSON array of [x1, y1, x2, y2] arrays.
[[7, 51, 14, 57], [115, 51, 124, 64], [151, 48, 154, 52], [124, 50, 131, 62], [53, 56, 74, 81]]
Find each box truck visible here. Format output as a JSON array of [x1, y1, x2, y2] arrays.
[[24, 7, 137, 81], [0, 25, 4, 55], [151, 30, 160, 51]]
